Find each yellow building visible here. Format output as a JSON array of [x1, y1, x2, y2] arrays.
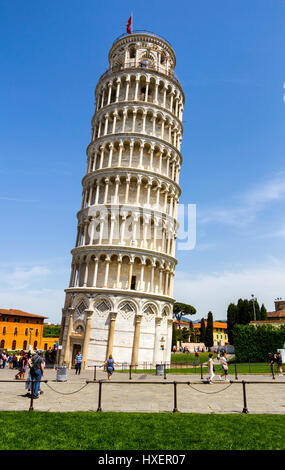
[[173, 319, 228, 346], [194, 321, 228, 346], [0, 309, 59, 351]]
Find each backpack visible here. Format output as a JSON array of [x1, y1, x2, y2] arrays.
[[30, 356, 40, 374]]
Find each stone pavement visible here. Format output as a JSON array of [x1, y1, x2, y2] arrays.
[[0, 366, 285, 414]]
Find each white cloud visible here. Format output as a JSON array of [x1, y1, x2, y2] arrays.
[[199, 172, 285, 227], [0, 288, 64, 324], [0, 266, 50, 289], [174, 262, 285, 320]]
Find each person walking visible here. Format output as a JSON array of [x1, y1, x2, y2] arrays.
[[207, 353, 215, 384], [15, 353, 27, 380], [101, 354, 119, 380], [8, 354, 13, 369], [276, 352, 283, 376], [1, 352, 7, 369], [29, 351, 45, 399], [219, 352, 229, 382], [75, 352, 83, 375]]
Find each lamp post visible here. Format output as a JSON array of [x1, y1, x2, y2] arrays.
[[251, 295, 257, 322], [29, 328, 33, 350]]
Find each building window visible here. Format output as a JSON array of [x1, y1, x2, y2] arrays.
[[35, 329, 38, 337], [0, 340, 4, 348], [14, 318, 20, 323], [44, 343, 48, 351], [131, 275, 136, 290], [14, 327, 18, 335], [12, 340, 16, 350], [1, 317, 9, 322], [26, 319, 29, 323], [129, 47, 136, 59], [2, 326, 6, 334], [34, 341, 38, 350], [25, 328, 28, 336], [23, 340, 27, 350]]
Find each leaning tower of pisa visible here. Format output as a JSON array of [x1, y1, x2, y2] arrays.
[[58, 31, 185, 368]]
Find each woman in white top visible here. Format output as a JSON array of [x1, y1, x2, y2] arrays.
[[208, 353, 215, 384], [219, 352, 230, 382]]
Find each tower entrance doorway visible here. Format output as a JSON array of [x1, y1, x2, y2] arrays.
[[72, 344, 81, 367]]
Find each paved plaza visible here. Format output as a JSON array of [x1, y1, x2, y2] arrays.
[[0, 367, 285, 414]]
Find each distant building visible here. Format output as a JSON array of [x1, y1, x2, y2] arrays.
[[173, 318, 228, 347], [193, 321, 228, 347], [0, 309, 59, 351], [251, 299, 285, 327]]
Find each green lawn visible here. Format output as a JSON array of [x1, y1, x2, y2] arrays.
[[0, 412, 284, 450]]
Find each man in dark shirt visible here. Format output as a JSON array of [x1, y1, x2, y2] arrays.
[[30, 351, 45, 398]]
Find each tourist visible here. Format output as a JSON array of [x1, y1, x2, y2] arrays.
[[219, 352, 229, 382], [173, 346, 176, 354], [15, 352, 28, 380], [25, 352, 33, 396], [8, 354, 13, 369], [1, 352, 7, 369], [101, 354, 119, 380], [268, 352, 275, 377], [207, 353, 215, 384], [29, 351, 45, 398], [12, 353, 17, 369], [276, 352, 283, 376], [75, 351, 83, 375]]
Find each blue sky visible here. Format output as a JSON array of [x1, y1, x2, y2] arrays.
[[1, 0, 285, 322]]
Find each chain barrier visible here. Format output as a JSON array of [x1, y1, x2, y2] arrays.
[[44, 382, 90, 396], [187, 382, 233, 395]]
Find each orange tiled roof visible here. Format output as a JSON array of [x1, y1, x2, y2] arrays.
[[193, 321, 227, 329], [0, 309, 48, 319], [267, 308, 285, 318]]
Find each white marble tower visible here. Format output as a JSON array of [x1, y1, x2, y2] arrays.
[[58, 31, 185, 368]]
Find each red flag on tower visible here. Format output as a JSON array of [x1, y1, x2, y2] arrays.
[[126, 14, 132, 34]]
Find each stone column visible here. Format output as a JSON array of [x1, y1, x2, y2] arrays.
[[166, 319, 173, 363], [153, 317, 162, 364], [93, 256, 99, 286], [129, 140, 134, 167], [82, 310, 93, 370], [106, 311, 117, 359], [83, 259, 89, 287], [107, 82, 112, 105], [128, 257, 134, 289], [58, 308, 67, 364], [63, 308, 74, 367], [115, 79, 121, 102], [112, 112, 118, 134], [131, 314, 143, 366], [125, 175, 131, 204], [103, 256, 111, 287], [116, 256, 122, 288], [108, 144, 114, 167], [104, 178, 110, 204]]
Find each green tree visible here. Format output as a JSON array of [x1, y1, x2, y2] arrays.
[[260, 304, 268, 320], [200, 318, 206, 344], [181, 327, 189, 342], [205, 311, 214, 348], [227, 303, 238, 345], [189, 321, 195, 342], [173, 302, 196, 323]]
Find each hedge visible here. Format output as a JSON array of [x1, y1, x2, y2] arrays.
[[232, 324, 285, 362]]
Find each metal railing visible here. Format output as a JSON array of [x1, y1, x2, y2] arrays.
[[112, 30, 174, 49], [1, 375, 285, 413], [98, 62, 181, 86]]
